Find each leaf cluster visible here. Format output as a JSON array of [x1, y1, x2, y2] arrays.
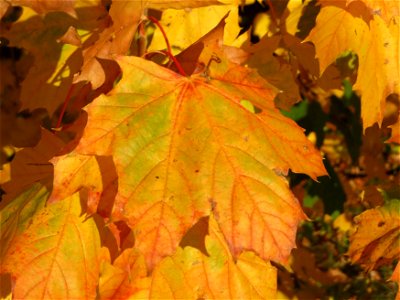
[[0, 0, 399, 299]]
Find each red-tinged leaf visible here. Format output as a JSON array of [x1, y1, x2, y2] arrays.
[[98, 248, 147, 300], [148, 216, 277, 299], [1, 185, 102, 299], [54, 45, 326, 271], [305, 6, 399, 130], [348, 200, 400, 271]]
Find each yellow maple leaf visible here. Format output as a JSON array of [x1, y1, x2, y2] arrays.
[[306, 5, 399, 130]]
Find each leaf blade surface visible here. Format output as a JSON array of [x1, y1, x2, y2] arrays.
[[1, 187, 102, 299], [56, 54, 325, 270]]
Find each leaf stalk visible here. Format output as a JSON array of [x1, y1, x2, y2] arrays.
[[148, 16, 187, 76]]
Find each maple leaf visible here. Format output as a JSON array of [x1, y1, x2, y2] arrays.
[[0, 4, 106, 114], [0, 184, 102, 299], [73, 1, 140, 90], [285, 0, 313, 36], [305, 5, 399, 130], [242, 34, 303, 110], [348, 200, 400, 271], [98, 248, 148, 299], [50, 152, 118, 216], [52, 29, 325, 272], [0, 183, 48, 261], [148, 4, 242, 55], [146, 216, 277, 299], [75, 0, 226, 89], [2, 1, 398, 298]]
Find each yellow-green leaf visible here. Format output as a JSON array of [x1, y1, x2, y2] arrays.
[[0, 183, 48, 261], [1, 186, 102, 299]]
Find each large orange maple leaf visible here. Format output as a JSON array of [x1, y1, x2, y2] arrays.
[[51, 31, 326, 270]]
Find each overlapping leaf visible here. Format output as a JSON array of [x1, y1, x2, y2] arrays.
[[97, 216, 276, 299], [0, 183, 48, 261], [72, 1, 141, 89], [0, 129, 64, 204], [1, 184, 102, 299], [148, 4, 242, 54], [305, 5, 399, 130], [98, 248, 148, 299], [2, 0, 398, 298], [346, 0, 399, 24], [0, 3, 108, 114], [348, 200, 400, 270], [146, 216, 277, 299]]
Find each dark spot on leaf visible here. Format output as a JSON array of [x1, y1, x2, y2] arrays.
[[378, 221, 385, 227], [195, 169, 199, 173], [155, 176, 159, 179]]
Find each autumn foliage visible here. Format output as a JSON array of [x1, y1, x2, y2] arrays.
[[0, 0, 399, 299]]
